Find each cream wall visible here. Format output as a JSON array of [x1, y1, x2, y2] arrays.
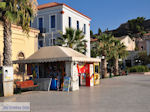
[[120, 36, 135, 51], [0, 23, 39, 69]]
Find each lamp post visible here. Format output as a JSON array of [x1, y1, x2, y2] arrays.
[[118, 58, 122, 76], [101, 55, 107, 78]]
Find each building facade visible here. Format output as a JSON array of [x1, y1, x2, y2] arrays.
[[0, 23, 39, 74], [146, 40, 150, 55], [136, 33, 150, 52], [116, 35, 135, 51], [31, 2, 91, 57]]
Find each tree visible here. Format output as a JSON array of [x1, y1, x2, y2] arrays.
[[98, 28, 102, 35], [90, 30, 93, 37], [135, 51, 150, 65], [0, 0, 38, 66], [57, 28, 87, 54], [94, 33, 115, 78], [111, 40, 128, 75], [91, 40, 98, 58], [128, 17, 145, 37]]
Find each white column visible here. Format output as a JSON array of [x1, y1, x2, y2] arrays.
[[3, 66, 14, 97], [65, 62, 79, 91]]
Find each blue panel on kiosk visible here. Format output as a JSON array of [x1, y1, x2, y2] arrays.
[[50, 79, 57, 90]]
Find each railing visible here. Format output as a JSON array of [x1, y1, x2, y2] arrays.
[[39, 28, 47, 33]]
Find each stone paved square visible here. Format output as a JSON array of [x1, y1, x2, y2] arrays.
[[0, 74, 150, 112]]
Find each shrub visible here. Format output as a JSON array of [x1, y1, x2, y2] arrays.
[[128, 65, 149, 73]]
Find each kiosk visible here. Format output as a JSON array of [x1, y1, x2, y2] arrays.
[[85, 64, 94, 87], [94, 63, 100, 85]]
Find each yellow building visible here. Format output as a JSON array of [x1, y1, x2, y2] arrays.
[[0, 23, 39, 75]]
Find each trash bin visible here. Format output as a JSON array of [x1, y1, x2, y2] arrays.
[[50, 78, 57, 90]]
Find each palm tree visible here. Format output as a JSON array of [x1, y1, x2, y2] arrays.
[[0, 0, 37, 66], [98, 28, 102, 35], [57, 28, 87, 54], [95, 33, 115, 78], [112, 39, 128, 76]]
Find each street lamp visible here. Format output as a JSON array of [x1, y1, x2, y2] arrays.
[[101, 55, 106, 78], [101, 56, 105, 60]]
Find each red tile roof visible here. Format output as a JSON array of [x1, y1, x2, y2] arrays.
[[144, 33, 150, 36], [37, 2, 91, 20], [90, 38, 98, 42]]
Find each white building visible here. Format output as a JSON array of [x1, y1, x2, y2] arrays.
[[31, 2, 91, 57]]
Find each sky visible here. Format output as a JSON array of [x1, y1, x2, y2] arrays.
[[37, 0, 150, 34]]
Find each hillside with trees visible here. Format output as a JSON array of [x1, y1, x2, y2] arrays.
[[107, 17, 150, 38]]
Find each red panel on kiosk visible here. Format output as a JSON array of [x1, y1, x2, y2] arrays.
[[85, 64, 90, 86], [77, 64, 94, 87], [77, 64, 85, 74]]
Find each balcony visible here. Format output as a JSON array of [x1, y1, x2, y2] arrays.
[[38, 28, 47, 37], [39, 28, 47, 33]]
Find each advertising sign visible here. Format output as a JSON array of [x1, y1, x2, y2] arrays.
[[63, 77, 71, 92], [3, 67, 13, 82], [90, 64, 94, 86]]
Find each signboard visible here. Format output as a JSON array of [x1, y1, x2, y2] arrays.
[[3, 67, 13, 82], [48, 78, 52, 91], [63, 77, 71, 92], [90, 64, 94, 86]]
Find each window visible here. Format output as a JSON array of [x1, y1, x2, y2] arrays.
[[84, 24, 86, 34], [141, 46, 143, 50], [95, 65, 99, 73], [77, 21, 79, 30], [38, 18, 43, 32], [38, 40, 43, 48], [69, 17, 71, 28], [51, 15, 55, 28]]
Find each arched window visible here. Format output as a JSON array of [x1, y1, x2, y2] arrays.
[[18, 52, 25, 60], [18, 52, 25, 73]]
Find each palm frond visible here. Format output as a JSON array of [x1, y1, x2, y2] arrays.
[[56, 28, 87, 54], [0, 2, 6, 9]]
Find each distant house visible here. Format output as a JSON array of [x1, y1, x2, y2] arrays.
[[31, 2, 91, 57], [90, 35, 135, 52], [136, 33, 150, 51], [136, 38, 147, 51], [116, 35, 135, 51]]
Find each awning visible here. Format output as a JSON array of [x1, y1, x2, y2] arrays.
[[13, 46, 101, 64]]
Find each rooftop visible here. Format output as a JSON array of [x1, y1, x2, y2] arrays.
[[37, 2, 91, 20], [13, 46, 100, 64]]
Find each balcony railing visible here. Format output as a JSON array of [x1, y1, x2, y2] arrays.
[[39, 28, 47, 33]]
